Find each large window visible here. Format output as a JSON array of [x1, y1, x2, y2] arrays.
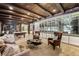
[[70, 17, 79, 34], [40, 20, 59, 32], [39, 12, 79, 35]]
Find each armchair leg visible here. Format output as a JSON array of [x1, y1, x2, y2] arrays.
[[53, 44, 55, 50]]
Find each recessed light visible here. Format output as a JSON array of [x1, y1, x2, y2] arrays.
[[27, 12, 30, 15], [37, 16, 40, 18], [52, 9, 56, 12], [9, 6, 13, 10], [21, 18, 24, 20]]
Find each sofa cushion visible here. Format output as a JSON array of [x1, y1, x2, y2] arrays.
[[2, 34, 15, 44]]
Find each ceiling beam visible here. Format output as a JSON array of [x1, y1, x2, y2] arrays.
[[0, 3, 38, 20], [75, 3, 79, 7], [8, 4, 40, 19], [0, 9, 33, 20], [59, 3, 66, 12], [59, 3, 78, 13], [0, 13, 22, 20], [0, 13, 36, 23], [35, 3, 54, 16], [12, 4, 46, 18], [0, 13, 36, 21], [0, 9, 35, 23], [56, 3, 65, 13], [0, 13, 19, 18], [0, 16, 19, 20], [0, 14, 30, 23], [5, 18, 29, 24]]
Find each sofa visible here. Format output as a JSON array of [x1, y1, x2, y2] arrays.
[[0, 34, 30, 56], [1, 44, 30, 56]]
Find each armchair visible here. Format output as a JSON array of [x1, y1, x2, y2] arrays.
[[27, 31, 42, 48], [48, 32, 62, 50], [48, 38, 53, 45], [32, 31, 42, 46]]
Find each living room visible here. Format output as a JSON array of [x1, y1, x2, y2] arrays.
[[0, 3, 79, 56]]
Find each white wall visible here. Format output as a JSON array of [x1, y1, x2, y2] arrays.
[[62, 35, 79, 46]]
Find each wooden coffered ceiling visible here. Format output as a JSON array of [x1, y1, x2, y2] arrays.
[[0, 3, 79, 24]]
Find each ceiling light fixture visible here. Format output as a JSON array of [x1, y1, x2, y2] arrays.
[[37, 16, 40, 18], [21, 18, 24, 21], [9, 6, 13, 10], [27, 12, 30, 15], [52, 9, 56, 12]]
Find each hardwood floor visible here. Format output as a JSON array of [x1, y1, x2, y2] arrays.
[[26, 39, 79, 56], [24, 34, 79, 56]]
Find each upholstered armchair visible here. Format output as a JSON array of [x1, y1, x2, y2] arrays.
[[33, 31, 40, 40], [48, 38, 53, 45], [48, 32, 62, 50], [32, 31, 42, 45]]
